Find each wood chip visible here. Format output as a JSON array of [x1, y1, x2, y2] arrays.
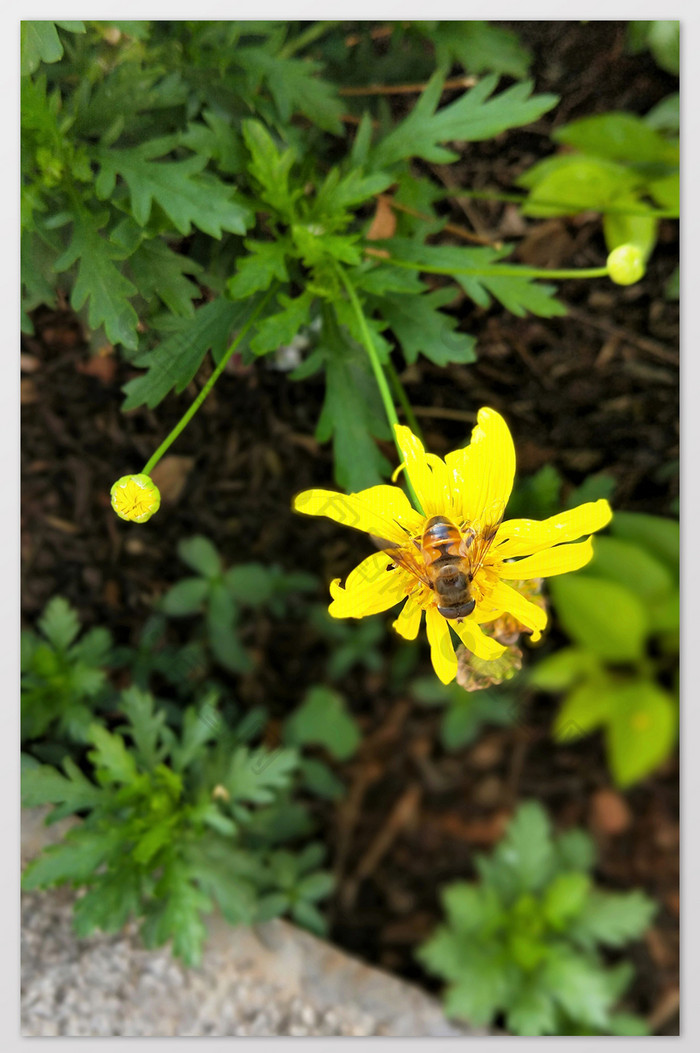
[[150, 456, 195, 504]]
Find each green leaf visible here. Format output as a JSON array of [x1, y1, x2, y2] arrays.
[[441, 946, 517, 1026], [441, 882, 503, 935], [226, 745, 298, 805], [128, 239, 202, 318], [374, 73, 558, 167], [554, 113, 678, 166], [429, 21, 532, 79], [21, 758, 103, 812], [242, 120, 299, 217], [314, 168, 394, 221], [377, 289, 477, 366], [542, 872, 591, 929], [441, 690, 516, 749], [87, 724, 139, 785], [628, 20, 679, 75], [580, 536, 674, 605], [94, 140, 251, 238], [495, 802, 555, 893], [170, 705, 219, 774], [606, 681, 677, 788], [645, 93, 679, 134], [552, 678, 615, 742], [37, 596, 80, 651], [177, 536, 222, 579], [160, 577, 211, 616], [609, 511, 678, 574], [227, 239, 291, 299], [603, 204, 658, 259], [529, 648, 601, 692], [291, 899, 327, 936], [507, 984, 558, 1036], [298, 757, 345, 800], [73, 869, 142, 936], [564, 472, 616, 509], [555, 829, 596, 872], [22, 827, 123, 888], [297, 870, 334, 902], [207, 615, 252, 674], [570, 888, 656, 949], [224, 564, 275, 606], [312, 319, 392, 490], [53, 208, 139, 350], [285, 686, 361, 761], [542, 950, 613, 1030], [548, 576, 649, 662], [240, 48, 344, 136], [118, 688, 172, 771], [122, 298, 247, 410], [249, 289, 315, 356], [143, 863, 211, 966], [21, 22, 67, 75], [518, 155, 642, 218]]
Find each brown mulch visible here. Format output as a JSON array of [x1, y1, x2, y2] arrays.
[[21, 21, 678, 1035]]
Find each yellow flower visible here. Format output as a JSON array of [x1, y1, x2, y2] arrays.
[[293, 408, 612, 685], [110, 474, 161, 523]]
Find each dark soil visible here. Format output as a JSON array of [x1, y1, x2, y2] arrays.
[[21, 21, 679, 1035]]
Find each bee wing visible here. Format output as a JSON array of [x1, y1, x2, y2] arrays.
[[462, 499, 506, 575], [370, 534, 434, 591]]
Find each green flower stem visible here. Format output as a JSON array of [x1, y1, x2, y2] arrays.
[[279, 20, 336, 58], [370, 253, 609, 282], [141, 291, 273, 476], [333, 262, 425, 514], [384, 358, 423, 442]]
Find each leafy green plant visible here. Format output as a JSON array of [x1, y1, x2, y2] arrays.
[[159, 535, 316, 673], [418, 802, 656, 1035], [533, 512, 678, 787], [22, 597, 115, 746], [22, 687, 335, 964], [410, 675, 519, 750]]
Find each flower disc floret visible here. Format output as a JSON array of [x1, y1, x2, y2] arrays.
[[293, 408, 612, 685], [110, 474, 161, 523]]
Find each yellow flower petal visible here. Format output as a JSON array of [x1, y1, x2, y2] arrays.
[[393, 425, 455, 518], [425, 606, 458, 684], [393, 594, 423, 640], [499, 537, 595, 579], [494, 500, 612, 559], [294, 485, 422, 544], [452, 619, 507, 661], [485, 581, 548, 637], [329, 551, 409, 618], [449, 408, 515, 525]]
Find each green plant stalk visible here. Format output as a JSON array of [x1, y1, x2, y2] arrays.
[[384, 357, 423, 442], [142, 290, 274, 476], [333, 262, 425, 514], [370, 254, 609, 281]]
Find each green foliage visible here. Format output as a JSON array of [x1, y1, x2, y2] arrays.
[[418, 802, 655, 1035], [285, 686, 361, 761], [21, 19, 571, 490], [22, 597, 115, 745], [627, 20, 679, 76], [22, 689, 333, 966], [533, 513, 679, 788], [410, 676, 519, 750], [159, 535, 316, 674]]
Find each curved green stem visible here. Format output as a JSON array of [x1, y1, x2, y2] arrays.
[[384, 358, 423, 442], [333, 262, 424, 514], [368, 253, 609, 282], [141, 291, 274, 476]]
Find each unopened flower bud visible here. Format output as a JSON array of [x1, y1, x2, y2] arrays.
[[607, 244, 645, 286], [110, 474, 161, 523]]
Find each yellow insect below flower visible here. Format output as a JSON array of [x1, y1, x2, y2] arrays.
[[293, 407, 612, 685], [110, 474, 161, 523]]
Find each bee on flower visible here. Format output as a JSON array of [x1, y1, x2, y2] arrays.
[[293, 408, 611, 685]]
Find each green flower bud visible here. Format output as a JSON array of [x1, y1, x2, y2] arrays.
[[607, 244, 645, 286], [110, 474, 161, 523]]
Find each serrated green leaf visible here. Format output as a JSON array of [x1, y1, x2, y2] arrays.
[[495, 802, 555, 893], [374, 73, 558, 167], [53, 208, 139, 349], [227, 239, 290, 299], [570, 889, 656, 950], [73, 869, 141, 936], [542, 872, 591, 929], [170, 705, 219, 774], [554, 113, 678, 166], [87, 724, 139, 785], [21, 22, 64, 76], [118, 688, 172, 771], [21, 758, 103, 811], [128, 239, 202, 317], [22, 827, 123, 888], [226, 745, 298, 805], [506, 984, 558, 1036], [122, 298, 247, 410], [242, 120, 298, 217], [555, 829, 596, 872], [143, 863, 211, 966], [37, 596, 80, 651], [249, 289, 315, 356], [548, 576, 649, 661], [94, 140, 251, 238], [441, 882, 503, 935], [377, 289, 477, 366], [285, 686, 360, 761], [239, 48, 344, 135], [518, 155, 642, 218], [429, 21, 532, 79], [542, 950, 613, 1030]]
